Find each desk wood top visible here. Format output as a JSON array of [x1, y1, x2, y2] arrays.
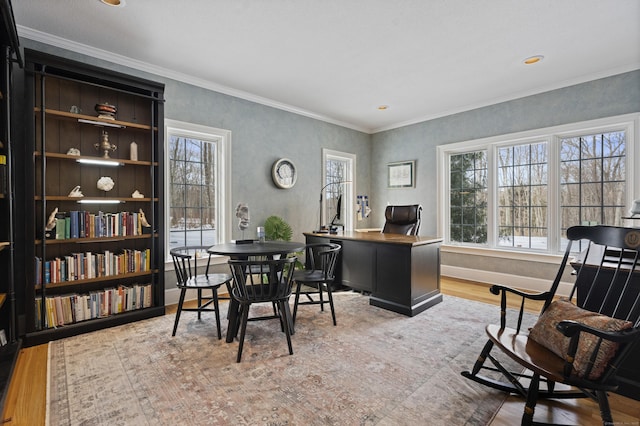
[[304, 231, 442, 246]]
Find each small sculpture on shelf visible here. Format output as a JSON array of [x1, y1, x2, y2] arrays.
[[95, 130, 117, 159], [66, 147, 81, 156], [95, 102, 117, 120], [139, 208, 151, 234], [130, 141, 138, 161], [97, 176, 115, 192], [45, 207, 59, 231], [131, 189, 144, 198], [68, 186, 84, 197]]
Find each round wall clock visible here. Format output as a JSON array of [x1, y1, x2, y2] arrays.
[[272, 158, 297, 189]]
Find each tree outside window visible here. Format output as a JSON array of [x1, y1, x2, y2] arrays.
[[449, 151, 488, 244], [169, 136, 217, 250]]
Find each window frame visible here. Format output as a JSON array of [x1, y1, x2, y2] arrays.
[[164, 119, 232, 263], [437, 113, 639, 256], [322, 149, 356, 232]]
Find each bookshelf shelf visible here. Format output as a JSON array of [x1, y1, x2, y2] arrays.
[[23, 49, 166, 345], [35, 151, 156, 166], [37, 234, 153, 245], [34, 107, 156, 131], [36, 196, 156, 202], [35, 269, 157, 290]]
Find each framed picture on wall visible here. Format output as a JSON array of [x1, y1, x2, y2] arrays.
[[388, 160, 415, 188]]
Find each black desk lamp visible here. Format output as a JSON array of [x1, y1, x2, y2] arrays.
[[315, 181, 351, 233]]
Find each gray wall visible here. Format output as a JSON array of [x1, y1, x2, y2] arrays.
[[370, 70, 640, 282], [22, 39, 640, 288]]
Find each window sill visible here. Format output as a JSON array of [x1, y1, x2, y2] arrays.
[[441, 244, 566, 264]]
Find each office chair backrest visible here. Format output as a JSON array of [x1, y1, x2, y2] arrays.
[[381, 204, 422, 236]]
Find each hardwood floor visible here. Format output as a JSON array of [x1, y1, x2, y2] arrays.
[[2, 277, 638, 425]]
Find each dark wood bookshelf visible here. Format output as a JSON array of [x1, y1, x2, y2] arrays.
[[0, 0, 22, 416], [20, 49, 166, 345]]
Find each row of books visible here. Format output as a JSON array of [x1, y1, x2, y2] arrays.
[[51, 210, 149, 240], [34, 283, 153, 330], [35, 248, 151, 285]]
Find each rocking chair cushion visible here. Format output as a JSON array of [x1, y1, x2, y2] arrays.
[[529, 299, 633, 380]]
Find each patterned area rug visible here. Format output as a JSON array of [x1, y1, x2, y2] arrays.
[[47, 292, 534, 425]]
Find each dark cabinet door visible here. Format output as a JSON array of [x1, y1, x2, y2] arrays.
[[341, 240, 375, 292], [374, 244, 410, 303]]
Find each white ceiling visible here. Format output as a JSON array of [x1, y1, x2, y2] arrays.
[[11, 0, 640, 134]]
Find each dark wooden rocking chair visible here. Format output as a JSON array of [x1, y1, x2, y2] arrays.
[[462, 225, 640, 425]]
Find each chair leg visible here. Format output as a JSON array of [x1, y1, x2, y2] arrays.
[[279, 300, 294, 355], [197, 289, 203, 320], [172, 288, 187, 336], [521, 373, 540, 426], [326, 283, 337, 326], [292, 281, 303, 325], [236, 304, 250, 363], [225, 298, 240, 343], [471, 340, 494, 375], [283, 299, 295, 335], [595, 390, 614, 426], [212, 287, 222, 340], [318, 284, 324, 312]]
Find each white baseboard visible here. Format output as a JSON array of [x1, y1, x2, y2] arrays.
[[164, 266, 572, 306], [441, 265, 573, 297]]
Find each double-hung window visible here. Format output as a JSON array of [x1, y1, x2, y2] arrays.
[[438, 114, 638, 254], [322, 149, 355, 231], [165, 120, 231, 260]]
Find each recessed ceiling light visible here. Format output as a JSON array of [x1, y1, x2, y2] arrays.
[[99, 0, 126, 7], [524, 55, 544, 65], [377, 105, 389, 110]]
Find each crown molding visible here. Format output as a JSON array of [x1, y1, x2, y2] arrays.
[[17, 25, 371, 134], [372, 63, 640, 134]]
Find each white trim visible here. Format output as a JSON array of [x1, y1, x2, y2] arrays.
[[442, 244, 567, 264], [440, 113, 639, 152], [438, 113, 640, 253], [18, 26, 369, 134], [164, 120, 232, 262], [442, 265, 574, 297], [322, 149, 356, 231]]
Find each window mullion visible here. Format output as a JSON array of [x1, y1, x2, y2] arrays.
[[486, 146, 496, 247], [547, 136, 560, 253]]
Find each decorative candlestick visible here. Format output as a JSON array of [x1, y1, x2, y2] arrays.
[[95, 131, 117, 158]]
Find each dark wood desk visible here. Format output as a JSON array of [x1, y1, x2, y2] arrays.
[[304, 231, 443, 316], [208, 241, 305, 342]]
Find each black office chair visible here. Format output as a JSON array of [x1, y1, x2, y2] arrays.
[[170, 246, 232, 339], [227, 256, 297, 362], [292, 243, 341, 326], [381, 204, 422, 235]]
